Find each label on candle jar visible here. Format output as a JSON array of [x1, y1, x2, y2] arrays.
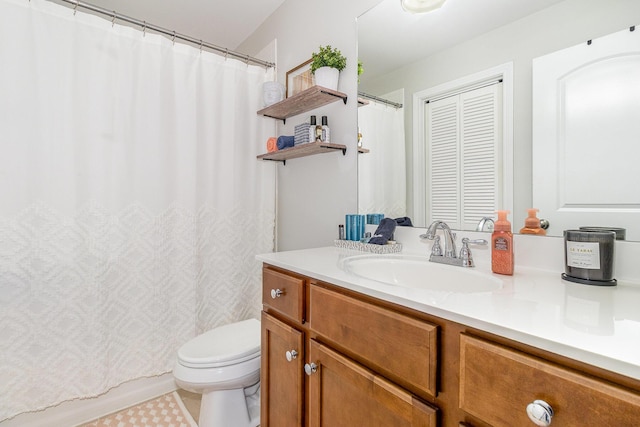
[[566, 241, 600, 269]]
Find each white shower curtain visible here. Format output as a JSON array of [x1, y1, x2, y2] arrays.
[[358, 97, 406, 218], [0, 0, 275, 420]]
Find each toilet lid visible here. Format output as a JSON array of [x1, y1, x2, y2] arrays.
[[178, 318, 261, 368]]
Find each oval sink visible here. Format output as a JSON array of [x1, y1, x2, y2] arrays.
[[340, 254, 502, 293]]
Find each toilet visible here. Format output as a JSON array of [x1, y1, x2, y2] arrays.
[[173, 318, 261, 427]]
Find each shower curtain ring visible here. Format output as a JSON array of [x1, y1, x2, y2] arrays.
[[142, 21, 146, 37], [199, 40, 203, 53], [224, 49, 229, 60], [111, 12, 116, 27], [172, 31, 176, 45], [73, 2, 78, 15]]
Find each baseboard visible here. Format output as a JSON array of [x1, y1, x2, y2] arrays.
[[0, 374, 177, 427]]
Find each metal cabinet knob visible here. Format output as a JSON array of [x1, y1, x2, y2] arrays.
[[285, 350, 298, 362], [526, 399, 554, 426], [270, 288, 283, 299], [304, 362, 318, 376]]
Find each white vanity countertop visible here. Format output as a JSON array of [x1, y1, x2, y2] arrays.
[[257, 245, 640, 381]]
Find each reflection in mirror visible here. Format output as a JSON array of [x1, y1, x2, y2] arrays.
[[533, 26, 640, 240], [357, 90, 406, 219], [409, 67, 512, 230], [357, 0, 640, 240]]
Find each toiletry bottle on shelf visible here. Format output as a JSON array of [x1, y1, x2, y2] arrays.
[[315, 120, 323, 142], [520, 208, 546, 235], [309, 116, 317, 143], [492, 210, 514, 275], [321, 116, 330, 142]]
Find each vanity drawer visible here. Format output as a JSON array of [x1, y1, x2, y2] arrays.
[[309, 284, 438, 398], [459, 334, 640, 427], [262, 266, 305, 323]]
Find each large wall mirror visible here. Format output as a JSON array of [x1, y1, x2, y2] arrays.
[[357, 0, 640, 240]]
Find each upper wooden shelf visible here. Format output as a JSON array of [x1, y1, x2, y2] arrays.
[[257, 85, 348, 123], [257, 142, 346, 165]]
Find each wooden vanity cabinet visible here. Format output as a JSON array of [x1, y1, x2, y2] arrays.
[[261, 264, 640, 427], [261, 265, 438, 426], [261, 266, 306, 427]]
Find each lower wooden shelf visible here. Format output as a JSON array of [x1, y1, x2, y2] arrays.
[[257, 142, 347, 165]]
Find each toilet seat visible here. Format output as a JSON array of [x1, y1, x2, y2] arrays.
[[177, 318, 261, 369]]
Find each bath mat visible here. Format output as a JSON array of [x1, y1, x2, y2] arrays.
[[80, 391, 198, 427]]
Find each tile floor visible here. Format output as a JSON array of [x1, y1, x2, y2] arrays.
[[82, 388, 261, 427], [79, 390, 201, 427], [176, 389, 201, 423]]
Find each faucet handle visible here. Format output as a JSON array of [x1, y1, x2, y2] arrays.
[[431, 235, 443, 256], [459, 238, 488, 267], [462, 238, 488, 246]]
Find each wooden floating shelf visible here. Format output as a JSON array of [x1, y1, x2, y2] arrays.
[[257, 86, 348, 123], [257, 142, 347, 165]]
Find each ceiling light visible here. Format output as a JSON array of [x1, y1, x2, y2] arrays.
[[400, 0, 446, 13]]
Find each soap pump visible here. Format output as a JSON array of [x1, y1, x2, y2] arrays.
[[520, 208, 546, 235], [491, 210, 514, 275]]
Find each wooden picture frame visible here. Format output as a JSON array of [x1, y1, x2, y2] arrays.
[[286, 59, 315, 98]]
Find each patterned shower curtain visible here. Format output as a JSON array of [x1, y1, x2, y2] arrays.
[[0, 0, 275, 420]]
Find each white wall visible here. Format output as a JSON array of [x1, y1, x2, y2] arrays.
[[240, 0, 381, 251], [359, 0, 640, 229]]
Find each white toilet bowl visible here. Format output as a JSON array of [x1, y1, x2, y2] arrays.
[[173, 318, 261, 427]]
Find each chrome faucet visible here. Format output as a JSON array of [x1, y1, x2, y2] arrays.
[[476, 217, 495, 232], [423, 220, 457, 258], [420, 220, 487, 267]]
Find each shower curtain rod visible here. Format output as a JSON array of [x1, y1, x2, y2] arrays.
[[55, 0, 275, 69], [358, 91, 403, 109]]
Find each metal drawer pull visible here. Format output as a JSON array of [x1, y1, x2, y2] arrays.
[[304, 362, 318, 376], [285, 350, 298, 362], [526, 399, 554, 426], [270, 288, 283, 299]]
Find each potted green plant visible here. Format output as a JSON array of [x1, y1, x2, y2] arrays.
[[310, 45, 347, 91]]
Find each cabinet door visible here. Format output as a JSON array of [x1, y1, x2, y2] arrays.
[[261, 312, 304, 427], [460, 334, 640, 426], [310, 284, 438, 397], [307, 339, 437, 427]]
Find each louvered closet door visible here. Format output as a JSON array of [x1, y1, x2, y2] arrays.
[[460, 84, 502, 230], [426, 83, 502, 230], [427, 95, 460, 226]]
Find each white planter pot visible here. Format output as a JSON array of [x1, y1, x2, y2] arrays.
[[314, 67, 340, 91]]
